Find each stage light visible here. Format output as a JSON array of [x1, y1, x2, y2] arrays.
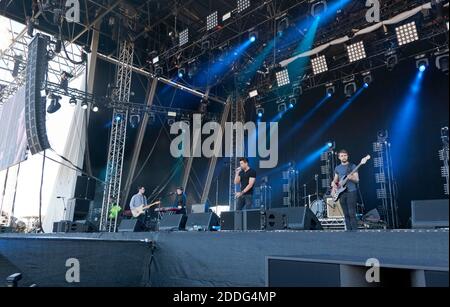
[[155, 66, 164, 77], [223, 12, 232, 21], [386, 54, 398, 71], [168, 111, 177, 117], [326, 83, 335, 97], [277, 17, 289, 37], [293, 83, 302, 96], [396, 22, 419, 46], [69, 96, 77, 107], [130, 115, 141, 129], [289, 98, 296, 109], [362, 71, 373, 87], [416, 55, 429, 72], [327, 142, 334, 148], [256, 106, 264, 118], [92, 105, 99, 113], [237, 0, 251, 13], [26, 17, 34, 37], [344, 82, 357, 97], [81, 100, 89, 110], [311, 1, 328, 18], [249, 31, 258, 42], [12, 55, 22, 78], [276, 102, 286, 113], [47, 94, 62, 114], [179, 29, 189, 46], [276, 69, 290, 87], [178, 68, 186, 78], [115, 114, 122, 122], [152, 56, 160, 64], [435, 50, 449, 74], [311, 55, 328, 75], [207, 11, 219, 31], [55, 38, 62, 54], [249, 90, 259, 98], [347, 41, 366, 63]]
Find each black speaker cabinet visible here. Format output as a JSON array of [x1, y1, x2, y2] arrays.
[[262, 210, 286, 231], [74, 176, 96, 200], [159, 214, 187, 231], [185, 212, 219, 231], [273, 207, 323, 230], [53, 220, 71, 233], [220, 211, 243, 231], [67, 220, 96, 233], [411, 199, 449, 229], [243, 209, 264, 231], [67, 198, 91, 221], [118, 219, 141, 232]]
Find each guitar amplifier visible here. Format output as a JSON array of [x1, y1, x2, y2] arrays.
[[326, 198, 344, 218]]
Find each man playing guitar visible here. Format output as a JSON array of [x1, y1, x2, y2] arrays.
[[129, 186, 160, 229], [332, 150, 360, 231]]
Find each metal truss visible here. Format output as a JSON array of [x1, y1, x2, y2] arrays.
[[0, 19, 85, 105], [319, 218, 346, 230], [100, 40, 134, 232]]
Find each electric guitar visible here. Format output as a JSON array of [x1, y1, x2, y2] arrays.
[[131, 201, 161, 218], [331, 155, 371, 202]]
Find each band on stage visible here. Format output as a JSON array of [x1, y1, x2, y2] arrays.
[[128, 150, 364, 231]]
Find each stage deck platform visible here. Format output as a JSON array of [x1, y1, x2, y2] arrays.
[[0, 229, 448, 287]]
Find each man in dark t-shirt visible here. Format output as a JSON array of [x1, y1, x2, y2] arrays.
[[234, 158, 257, 211], [332, 150, 359, 231]]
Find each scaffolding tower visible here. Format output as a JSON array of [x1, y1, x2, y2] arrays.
[[100, 40, 134, 232]]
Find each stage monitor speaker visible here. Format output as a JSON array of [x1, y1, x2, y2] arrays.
[[74, 176, 96, 200], [220, 211, 243, 231], [68, 220, 96, 233], [118, 219, 142, 232], [53, 220, 71, 233], [326, 198, 344, 218], [185, 212, 219, 231], [273, 207, 323, 230], [25, 34, 50, 155], [159, 214, 187, 231], [411, 199, 449, 229], [67, 198, 91, 221], [243, 209, 264, 231], [262, 210, 286, 231]]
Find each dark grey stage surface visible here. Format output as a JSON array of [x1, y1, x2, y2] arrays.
[[0, 229, 448, 287]]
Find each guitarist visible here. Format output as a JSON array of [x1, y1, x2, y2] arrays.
[[332, 150, 359, 231], [130, 186, 149, 229]]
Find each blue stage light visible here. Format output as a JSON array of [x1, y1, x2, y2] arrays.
[[364, 82, 369, 88], [289, 103, 294, 109], [115, 115, 122, 122], [250, 35, 256, 43], [327, 142, 334, 148], [258, 112, 263, 118], [419, 64, 426, 72]]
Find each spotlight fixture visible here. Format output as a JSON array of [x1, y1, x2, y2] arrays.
[[415, 55, 429, 72], [26, 16, 34, 37], [396, 22, 419, 46], [386, 54, 398, 71], [292, 83, 302, 96], [130, 115, 141, 129], [178, 68, 186, 78], [311, 55, 328, 75], [276, 69, 290, 87], [288, 97, 296, 109], [152, 56, 160, 65], [92, 105, 99, 113], [179, 29, 189, 46], [311, 0, 328, 18], [237, 0, 251, 13], [325, 83, 335, 97], [249, 90, 259, 98], [207, 11, 219, 31], [155, 66, 164, 77], [278, 103, 287, 113], [69, 96, 77, 107], [256, 106, 264, 118], [362, 71, 373, 87], [223, 12, 232, 21], [277, 17, 289, 37], [12, 55, 23, 78], [115, 114, 123, 122], [249, 31, 258, 42], [81, 99, 89, 110], [344, 82, 357, 98], [435, 50, 449, 74], [347, 41, 367, 63], [47, 94, 62, 114]]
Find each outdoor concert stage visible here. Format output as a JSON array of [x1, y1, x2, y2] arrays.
[[0, 229, 448, 287]]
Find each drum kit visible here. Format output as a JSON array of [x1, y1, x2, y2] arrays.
[[303, 174, 344, 219]]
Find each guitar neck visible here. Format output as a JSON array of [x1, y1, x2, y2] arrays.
[[341, 163, 363, 185]]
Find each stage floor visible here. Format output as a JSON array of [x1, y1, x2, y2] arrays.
[[0, 229, 448, 287]]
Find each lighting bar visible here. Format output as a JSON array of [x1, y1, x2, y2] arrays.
[[276, 69, 290, 87], [207, 11, 219, 31], [311, 55, 328, 75], [396, 22, 419, 46], [237, 0, 251, 13], [347, 41, 366, 63], [179, 29, 189, 46]]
